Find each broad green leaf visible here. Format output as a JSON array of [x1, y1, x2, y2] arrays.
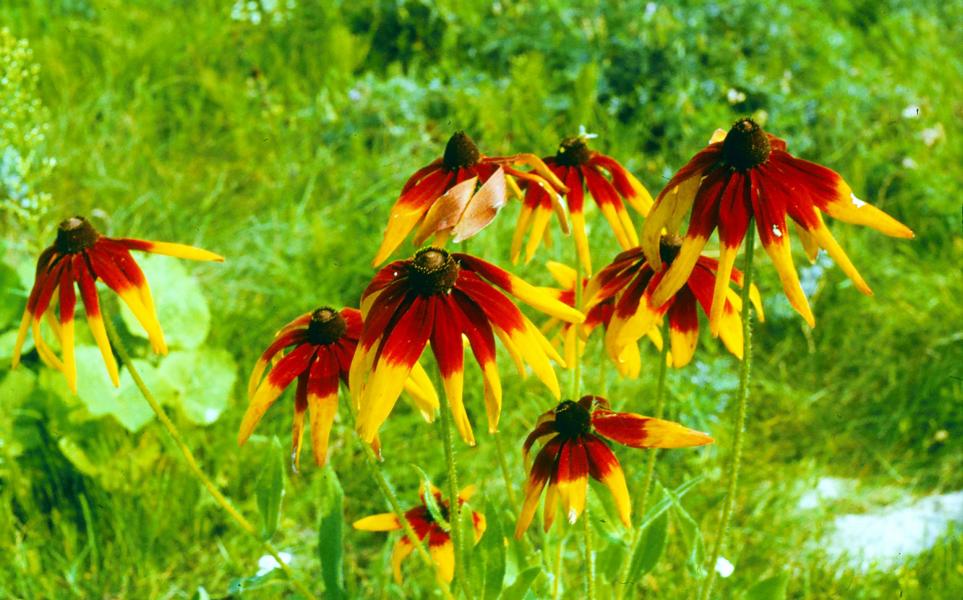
[[0, 368, 36, 406], [411, 465, 449, 531], [480, 502, 506, 600], [74, 345, 160, 432], [255, 436, 285, 540], [499, 566, 541, 600], [118, 254, 211, 349], [318, 466, 346, 599], [742, 573, 789, 600], [157, 347, 237, 425], [627, 485, 670, 582]]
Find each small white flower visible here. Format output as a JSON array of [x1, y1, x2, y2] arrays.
[[256, 552, 293, 576], [726, 88, 747, 105], [714, 556, 734, 578], [901, 105, 920, 119]]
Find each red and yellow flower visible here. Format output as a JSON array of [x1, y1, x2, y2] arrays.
[[372, 131, 567, 266], [12, 216, 222, 392], [585, 235, 763, 374], [353, 484, 486, 584], [641, 119, 914, 328], [515, 396, 712, 537], [351, 247, 584, 446], [512, 135, 654, 275], [238, 307, 438, 469], [540, 261, 662, 378]]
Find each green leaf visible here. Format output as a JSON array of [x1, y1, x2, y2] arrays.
[[118, 254, 210, 349], [0, 259, 23, 329], [156, 347, 237, 425], [318, 466, 346, 599], [411, 465, 449, 531], [499, 566, 541, 600], [227, 570, 281, 594], [627, 485, 670, 582], [480, 501, 506, 600], [73, 345, 160, 432], [670, 497, 707, 580], [742, 573, 789, 600], [255, 436, 285, 540], [0, 367, 36, 406]]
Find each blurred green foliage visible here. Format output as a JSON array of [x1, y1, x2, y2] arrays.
[[0, 0, 960, 598]]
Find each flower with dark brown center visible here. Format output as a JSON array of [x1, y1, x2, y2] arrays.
[[512, 133, 654, 276], [351, 249, 584, 446], [12, 216, 223, 392], [641, 119, 914, 328], [515, 395, 712, 537], [583, 234, 765, 375], [240, 307, 438, 469], [372, 131, 568, 266], [354, 484, 486, 584]]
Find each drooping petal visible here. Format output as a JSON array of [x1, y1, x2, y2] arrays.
[[117, 238, 224, 262], [373, 168, 454, 266], [88, 248, 167, 354], [58, 261, 78, 392], [584, 435, 631, 528], [291, 373, 309, 471], [808, 214, 873, 296], [430, 296, 474, 445], [357, 296, 434, 443], [307, 349, 341, 467], [428, 531, 455, 583], [555, 439, 590, 524], [583, 166, 638, 248], [641, 147, 720, 269], [667, 288, 700, 368], [247, 328, 308, 399], [515, 437, 562, 539], [589, 153, 654, 215], [238, 344, 317, 446], [353, 512, 402, 531], [450, 292, 502, 432], [414, 176, 478, 245], [592, 410, 713, 448], [402, 360, 440, 422], [74, 255, 119, 385], [456, 254, 584, 323]]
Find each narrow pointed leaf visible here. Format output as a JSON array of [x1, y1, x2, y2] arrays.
[[627, 485, 670, 582], [411, 464, 450, 531], [318, 466, 346, 599], [255, 436, 285, 540], [742, 573, 789, 600]]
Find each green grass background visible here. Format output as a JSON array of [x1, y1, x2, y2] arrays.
[[1, 0, 961, 598]]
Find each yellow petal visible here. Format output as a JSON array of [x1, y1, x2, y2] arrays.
[[139, 241, 224, 262], [352, 513, 402, 531], [649, 234, 708, 308], [760, 235, 815, 327], [709, 244, 739, 337], [810, 219, 873, 296]]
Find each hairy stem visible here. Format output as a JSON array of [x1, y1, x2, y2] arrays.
[[615, 319, 670, 599], [355, 433, 454, 600], [103, 312, 316, 600], [583, 505, 596, 600], [700, 221, 756, 600], [439, 393, 470, 598]]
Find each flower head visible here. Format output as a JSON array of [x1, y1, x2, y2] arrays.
[[351, 248, 583, 446], [12, 216, 222, 391], [585, 235, 764, 374], [515, 396, 712, 537], [512, 134, 654, 275], [641, 119, 914, 328], [239, 307, 438, 469], [353, 484, 486, 584], [372, 131, 567, 266], [540, 261, 663, 378]]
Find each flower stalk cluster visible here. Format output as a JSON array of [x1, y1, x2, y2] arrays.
[[10, 119, 912, 596]]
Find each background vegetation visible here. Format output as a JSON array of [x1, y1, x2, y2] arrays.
[[1, 0, 960, 598]]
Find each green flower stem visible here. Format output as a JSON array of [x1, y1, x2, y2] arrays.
[[614, 319, 670, 600], [700, 221, 757, 600], [492, 429, 518, 508], [355, 434, 454, 600], [438, 392, 470, 599], [582, 505, 596, 600], [103, 312, 317, 600]]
